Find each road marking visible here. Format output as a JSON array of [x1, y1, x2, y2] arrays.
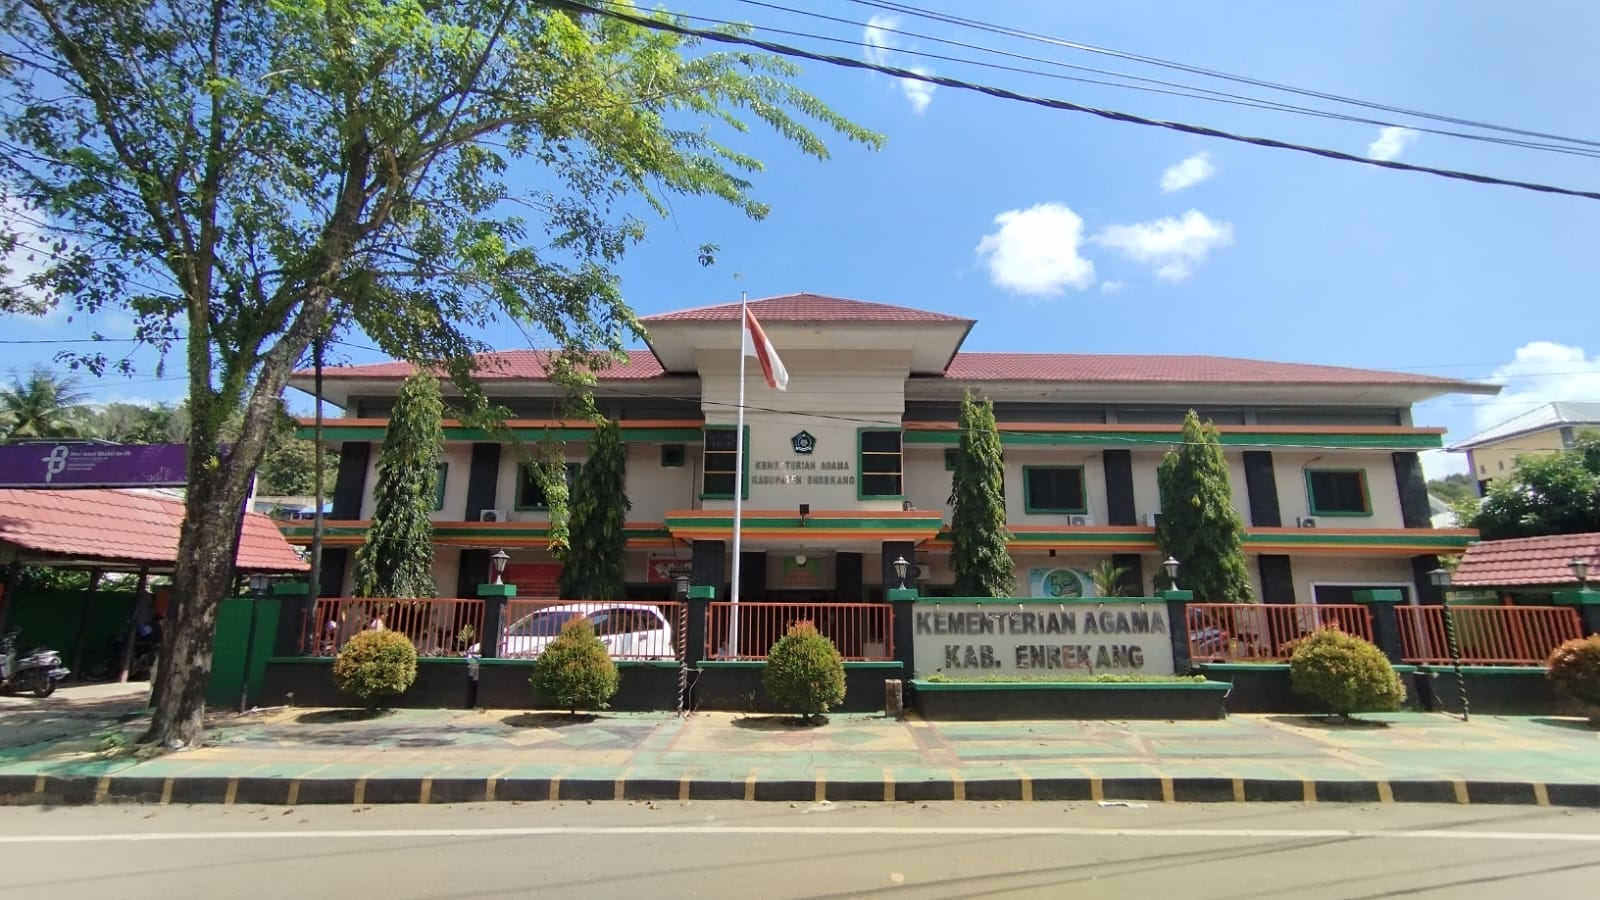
[[1231, 779, 1245, 803], [1534, 784, 1550, 807], [223, 778, 238, 806], [352, 779, 366, 805], [1377, 781, 1394, 803], [1089, 777, 1103, 802], [94, 777, 110, 805], [161, 779, 175, 806], [678, 777, 690, 802], [1018, 775, 1031, 803], [744, 774, 756, 802], [1160, 777, 1173, 804], [484, 778, 497, 803], [1302, 781, 1317, 804], [1453, 781, 1469, 804], [5, 825, 1600, 844], [419, 778, 432, 805]]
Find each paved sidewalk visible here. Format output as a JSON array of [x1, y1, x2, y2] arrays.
[[1, 687, 1597, 806]]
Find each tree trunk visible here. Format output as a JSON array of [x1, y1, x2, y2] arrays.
[[142, 457, 251, 746]]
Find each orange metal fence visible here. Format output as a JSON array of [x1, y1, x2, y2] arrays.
[[1186, 603, 1374, 663], [307, 598, 485, 658], [500, 600, 682, 660], [704, 602, 894, 661], [1396, 604, 1584, 665]]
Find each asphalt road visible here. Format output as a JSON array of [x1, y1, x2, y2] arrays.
[[3, 801, 1599, 899]]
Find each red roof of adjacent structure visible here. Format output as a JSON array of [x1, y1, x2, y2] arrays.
[[640, 292, 972, 324], [943, 352, 1477, 387], [1452, 533, 1600, 588], [0, 489, 309, 573]]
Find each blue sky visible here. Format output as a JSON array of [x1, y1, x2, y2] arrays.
[[6, 0, 1599, 478]]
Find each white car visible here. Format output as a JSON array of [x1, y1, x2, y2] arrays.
[[488, 603, 676, 660]]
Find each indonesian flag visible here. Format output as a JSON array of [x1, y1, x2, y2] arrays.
[[742, 305, 789, 391]]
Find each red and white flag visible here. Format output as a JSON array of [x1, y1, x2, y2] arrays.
[[742, 305, 789, 391]]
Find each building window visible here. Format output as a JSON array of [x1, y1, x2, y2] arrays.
[[1305, 469, 1370, 516], [1023, 466, 1087, 514], [944, 447, 959, 471], [661, 444, 685, 468], [701, 426, 748, 499], [1497, 460, 1504, 471], [433, 463, 448, 512], [517, 462, 580, 510], [858, 429, 904, 498]]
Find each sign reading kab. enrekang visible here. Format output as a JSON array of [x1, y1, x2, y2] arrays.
[[911, 599, 1176, 677], [0, 442, 188, 488]]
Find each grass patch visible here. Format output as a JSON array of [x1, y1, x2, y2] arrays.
[[920, 673, 1209, 684]]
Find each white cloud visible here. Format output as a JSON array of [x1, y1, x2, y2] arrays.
[[975, 203, 1096, 297], [1367, 126, 1418, 162], [1421, 448, 1470, 480], [1160, 152, 1215, 193], [1099, 280, 1127, 295], [860, 15, 936, 114], [1474, 341, 1600, 432], [1091, 210, 1233, 282]]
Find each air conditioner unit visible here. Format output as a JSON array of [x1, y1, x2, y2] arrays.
[[1068, 514, 1094, 527], [1298, 517, 1318, 528], [1142, 512, 1163, 528], [479, 509, 511, 523]]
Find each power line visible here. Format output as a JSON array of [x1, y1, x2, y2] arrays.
[[698, 0, 1600, 159], [553, 1, 1600, 202], [845, 0, 1600, 151]]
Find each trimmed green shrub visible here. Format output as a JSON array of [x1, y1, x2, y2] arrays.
[[531, 618, 620, 715], [1547, 636, 1600, 709], [1289, 627, 1405, 720], [332, 630, 418, 708], [763, 621, 846, 722]]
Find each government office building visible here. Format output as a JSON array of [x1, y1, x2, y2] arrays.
[[282, 293, 1491, 608]]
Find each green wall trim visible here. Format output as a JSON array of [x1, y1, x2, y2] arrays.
[[910, 679, 1230, 692], [298, 425, 705, 443], [473, 658, 679, 668], [667, 515, 943, 531], [1418, 664, 1549, 675], [904, 429, 1444, 450], [1553, 589, 1600, 607]]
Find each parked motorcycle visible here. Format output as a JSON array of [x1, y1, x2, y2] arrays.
[[0, 631, 70, 698]]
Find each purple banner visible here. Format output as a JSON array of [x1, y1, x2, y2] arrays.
[[0, 442, 188, 488]]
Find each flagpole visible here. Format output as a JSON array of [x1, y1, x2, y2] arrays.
[[729, 291, 748, 660]]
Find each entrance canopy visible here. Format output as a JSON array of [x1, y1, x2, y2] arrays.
[[0, 489, 309, 574]]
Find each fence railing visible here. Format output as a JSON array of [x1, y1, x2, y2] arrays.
[[704, 602, 894, 661], [1186, 603, 1374, 663], [306, 598, 486, 658], [500, 600, 683, 660], [1396, 604, 1584, 666]]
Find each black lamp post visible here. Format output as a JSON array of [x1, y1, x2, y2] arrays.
[[1571, 557, 1591, 590], [893, 555, 910, 591], [490, 549, 510, 586], [1162, 556, 1181, 591], [1427, 566, 1452, 591], [1426, 564, 1469, 720]]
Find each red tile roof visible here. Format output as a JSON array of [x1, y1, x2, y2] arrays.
[[316, 349, 665, 381], [1452, 533, 1600, 588], [315, 348, 1474, 389], [0, 489, 309, 573], [944, 352, 1479, 387], [640, 292, 972, 324]]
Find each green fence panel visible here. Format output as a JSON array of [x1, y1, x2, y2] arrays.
[[3, 589, 139, 675], [206, 597, 282, 709]]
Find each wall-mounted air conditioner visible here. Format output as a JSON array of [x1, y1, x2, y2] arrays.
[[1142, 512, 1163, 528], [1297, 516, 1318, 528], [1068, 514, 1094, 527], [479, 509, 511, 523]]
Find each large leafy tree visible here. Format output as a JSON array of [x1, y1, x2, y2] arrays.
[[353, 372, 442, 599], [948, 392, 1014, 597], [1155, 411, 1253, 601], [559, 419, 629, 601], [0, 0, 878, 745], [1467, 431, 1600, 540], [0, 367, 90, 439]]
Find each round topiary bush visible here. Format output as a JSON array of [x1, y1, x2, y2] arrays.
[[531, 617, 619, 715], [1289, 627, 1405, 721], [1547, 636, 1600, 718], [762, 621, 845, 723], [332, 629, 418, 709]]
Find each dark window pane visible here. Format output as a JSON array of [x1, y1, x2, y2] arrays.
[[1309, 471, 1368, 514], [861, 430, 901, 452], [861, 474, 902, 497], [518, 463, 578, 509], [1027, 468, 1085, 512], [705, 429, 739, 452], [704, 473, 736, 496]]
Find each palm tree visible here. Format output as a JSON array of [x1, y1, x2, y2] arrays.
[[0, 366, 91, 440], [1089, 561, 1134, 598]]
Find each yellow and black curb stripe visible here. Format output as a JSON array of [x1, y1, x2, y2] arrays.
[[0, 774, 1593, 808]]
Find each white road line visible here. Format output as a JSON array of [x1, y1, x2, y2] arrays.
[[2, 825, 1600, 844]]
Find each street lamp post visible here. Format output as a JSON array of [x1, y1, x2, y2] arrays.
[[1427, 565, 1469, 721], [490, 549, 510, 586], [892, 556, 910, 591], [1162, 557, 1181, 592], [1571, 557, 1591, 590]]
